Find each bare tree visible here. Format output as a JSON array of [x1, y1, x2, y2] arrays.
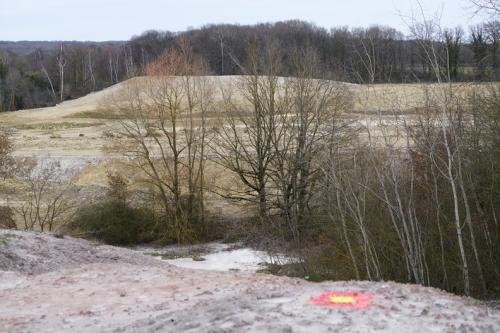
[[87, 48, 96, 92], [108, 38, 213, 243], [470, 0, 500, 15], [352, 29, 378, 83], [214, 28, 226, 75], [57, 44, 66, 102], [212, 41, 285, 223], [123, 45, 136, 79], [213, 40, 354, 243], [470, 25, 489, 78], [271, 46, 352, 241], [444, 27, 463, 79], [37, 50, 57, 103], [107, 48, 120, 84], [405, 3, 473, 294]]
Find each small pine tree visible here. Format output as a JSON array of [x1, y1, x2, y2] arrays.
[[106, 171, 128, 204]]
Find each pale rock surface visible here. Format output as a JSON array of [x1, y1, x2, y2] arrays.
[[1, 230, 499, 332]]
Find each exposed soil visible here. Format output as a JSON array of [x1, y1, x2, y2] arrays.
[[1, 230, 499, 332]]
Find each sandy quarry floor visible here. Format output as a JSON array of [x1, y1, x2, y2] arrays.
[[1, 230, 499, 333], [1, 77, 491, 182]]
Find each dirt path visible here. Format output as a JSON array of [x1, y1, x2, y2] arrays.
[[0, 230, 499, 332]]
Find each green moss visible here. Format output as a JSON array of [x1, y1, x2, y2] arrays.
[[0, 233, 13, 245]]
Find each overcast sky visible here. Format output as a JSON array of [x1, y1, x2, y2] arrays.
[[0, 0, 485, 41]]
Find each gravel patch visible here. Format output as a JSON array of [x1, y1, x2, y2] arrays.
[[0, 230, 167, 274]]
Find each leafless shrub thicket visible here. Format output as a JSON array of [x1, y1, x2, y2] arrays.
[[0, 129, 76, 231], [312, 14, 500, 298], [15, 160, 75, 232], [0, 127, 16, 229], [317, 84, 500, 298], [0, 127, 14, 179]]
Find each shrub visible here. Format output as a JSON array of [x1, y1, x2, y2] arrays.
[[0, 128, 13, 179], [0, 206, 16, 229], [102, 130, 115, 138], [71, 201, 156, 245]]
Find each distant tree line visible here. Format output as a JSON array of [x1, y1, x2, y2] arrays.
[[128, 20, 500, 82], [0, 41, 128, 111], [0, 20, 498, 111]]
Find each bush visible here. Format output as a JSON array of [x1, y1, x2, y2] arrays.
[[0, 127, 13, 179], [0, 206, 16, 229], [71, 201, 156, 245]]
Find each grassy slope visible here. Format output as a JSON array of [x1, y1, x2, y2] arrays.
[[0, 77, 496, 188]]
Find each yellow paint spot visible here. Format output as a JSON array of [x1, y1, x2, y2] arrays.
[[329, 295, 355, 304]]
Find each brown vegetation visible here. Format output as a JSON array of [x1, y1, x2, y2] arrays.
[[0, 23, 498, 301], [0, 127, 14, 179], [15, 161, 75, 232]]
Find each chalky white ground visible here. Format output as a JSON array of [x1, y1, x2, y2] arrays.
[[134, 242, 291, 272], [1, 230, 499, 333]]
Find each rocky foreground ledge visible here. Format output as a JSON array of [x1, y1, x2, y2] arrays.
[[0, 230, 499, 333]]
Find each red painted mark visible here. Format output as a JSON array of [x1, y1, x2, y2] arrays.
[[309, 291, 374, 309]]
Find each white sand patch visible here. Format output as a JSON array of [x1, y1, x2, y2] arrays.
[[136, 242, 291, 272], [165, 247, 269, 272]]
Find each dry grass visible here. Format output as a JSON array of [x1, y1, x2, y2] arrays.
[[13, 122, 104, 130], [0, 76, 497, 195]]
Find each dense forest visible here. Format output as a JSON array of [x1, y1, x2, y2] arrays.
[[0, 20, 498, 111]]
